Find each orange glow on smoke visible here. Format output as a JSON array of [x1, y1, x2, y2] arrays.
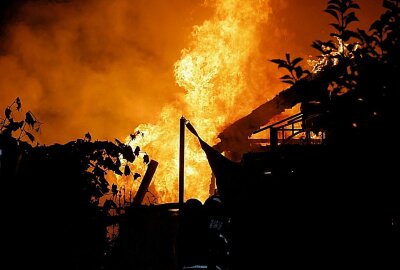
[[125, 0, 271, 203]]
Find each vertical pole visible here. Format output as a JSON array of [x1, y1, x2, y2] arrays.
[[270, 127, 278, 151], [178, 116, 186, 270], [306, 130, 311, 143], [179, 116, 186, 207]]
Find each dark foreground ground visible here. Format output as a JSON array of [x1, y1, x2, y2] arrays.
[[109, 143, 399, 270]]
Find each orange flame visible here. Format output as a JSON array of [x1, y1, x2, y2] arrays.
[[125, 0, 271, 203]]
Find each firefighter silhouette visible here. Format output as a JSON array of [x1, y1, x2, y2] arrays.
[[182, 196, 231, 270], [204, 195, 231, 270]]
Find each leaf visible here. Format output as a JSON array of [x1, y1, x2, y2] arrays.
[[326, 4, 340, 11], [330, 33, 341, 39], [134, 146, 140, 156], [312, 39, 337, 53], [25, 112, 36, 127], [115, 157, 121, 169], [329, 23, 342, 32], [25, 131, 35, 142], [129, 133, 136, 141], [122, 146, 135, 162], [111, 184, 118, 196], [269, 59, 286, 65], [348, 30, 361, 41], [282, 80, 295, 85], [344, 12, 359, 27], [324, 40, 337, 48], [341, 30, 356, 41], [84, 132, 91, 142], [339, 1, 349, 13], [115, 138, 124, 147], [295, 66, 303, 79], [16, 97, 21, 111], [143, 154, 150, 164], [124, 164, 131, 176], [114, 168, 123, 176], [370, 20, 383, 32], [292, 57, 303, 66], [17, 121, 24, 129], [133, 173, 141, 180], [280, 74, 292, 80], [324, 9, 339, 21], [356, 29, 367, 39], [383, 0, 397, 11], [5, 108, 11, 119], [312, 40, 325, 53], [285, 53, 291, 63], [5, 121, 21, 132], [349, 3, 360, 10], [279, 63, 291, 69]]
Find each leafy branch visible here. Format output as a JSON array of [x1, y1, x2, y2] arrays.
[[355, 0, 399, 60], [310, 0, 360, 70], [270, 53, 311, 85], [0, 97, 41, 144], [69, 134, 152, 204], [309, 0, 364, 74], [325, 0, 360, 42]]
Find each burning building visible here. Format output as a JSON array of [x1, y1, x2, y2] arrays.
[[110, 0, 399, 269], [0, 0, 385, 203], [1, 0, 398, 269]]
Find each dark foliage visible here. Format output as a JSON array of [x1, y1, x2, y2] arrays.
[[0, 99, 149, 269], [238, 0, 399, 268], [110, 1, 399, 269], [1, 1, 398, 269], [0, 97, 42, 143], [270, 0, 399, 142], [270, 53, 310, 85]]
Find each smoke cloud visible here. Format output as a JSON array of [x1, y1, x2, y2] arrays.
[[0, 0, 383, 144], [0, 0, 208, 144]]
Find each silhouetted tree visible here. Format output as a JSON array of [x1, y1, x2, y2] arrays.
[[1, 98, 149, 270]]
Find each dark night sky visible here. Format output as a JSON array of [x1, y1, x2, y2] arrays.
[[0, 0, 22, 33]]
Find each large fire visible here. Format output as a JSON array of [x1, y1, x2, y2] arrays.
[[96, 0, 385, 203], [120, 0, 271, 203], [0, 1, 383, 204]]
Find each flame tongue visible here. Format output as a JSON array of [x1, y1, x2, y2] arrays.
[[176, 0, 269, 140], [130, 0, 269, 203]]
